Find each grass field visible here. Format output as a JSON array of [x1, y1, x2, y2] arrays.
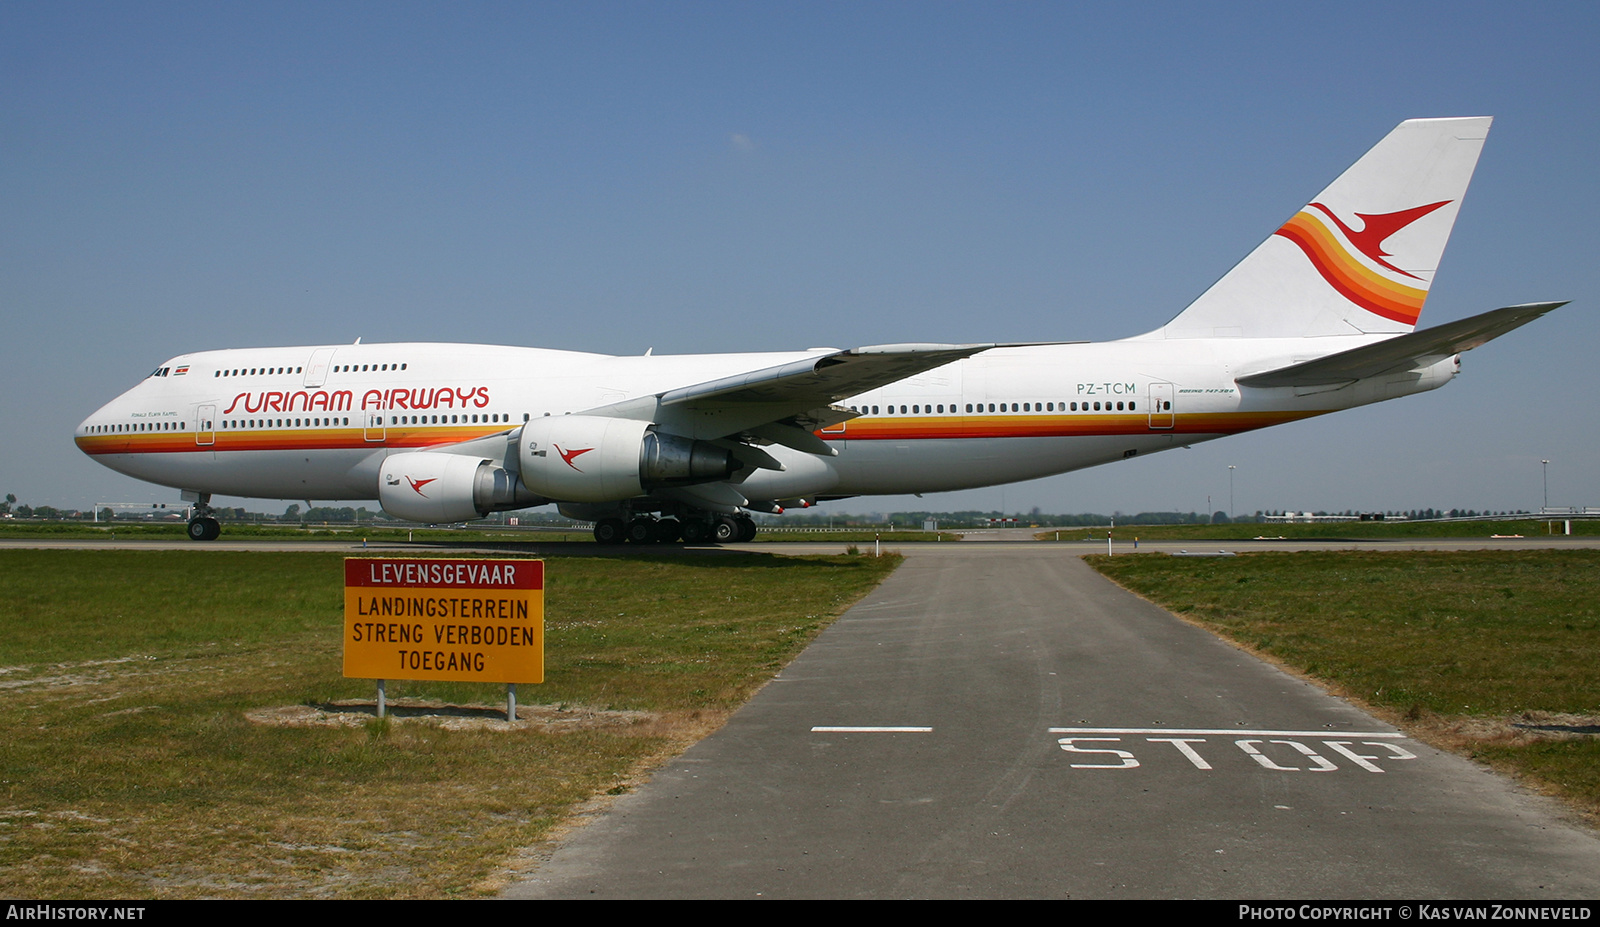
[[0, 549, 899, 898], [1041, 518, 1600, 541], [1088, 549, 1600, 821]]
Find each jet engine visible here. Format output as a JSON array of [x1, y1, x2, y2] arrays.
[[378, 451, 545, 523], [519, 416, 738, 502]]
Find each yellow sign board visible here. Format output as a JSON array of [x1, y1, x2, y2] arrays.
[[343, 558, 544, 683]]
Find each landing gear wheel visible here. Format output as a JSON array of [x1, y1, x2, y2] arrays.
[[737, 516, 758, 542], [626, 518, 656, 544], [593, 518, 626, 545], [186, 517, 221, 541], [654, 519, 683, 544], [713, 516, 741, 543], [680, 520, 710, 544]]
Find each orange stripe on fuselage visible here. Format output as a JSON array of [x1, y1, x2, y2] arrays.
[[75, 426, 511, 455]]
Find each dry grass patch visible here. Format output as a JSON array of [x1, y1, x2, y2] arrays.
[[0, 549, 897, 898]]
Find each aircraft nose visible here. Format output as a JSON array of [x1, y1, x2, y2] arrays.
[[76, 398, 122, 452], [76, 409, 102, 450]]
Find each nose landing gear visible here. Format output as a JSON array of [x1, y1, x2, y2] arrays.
[[186, 517, 221, 541], [185, 493, 221, 541]]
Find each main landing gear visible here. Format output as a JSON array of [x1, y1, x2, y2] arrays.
[[186, 493, 221, 541], [591, 512, 756, 545], [712, 515, 757, 543]]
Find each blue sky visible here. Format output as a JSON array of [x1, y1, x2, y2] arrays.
[[4, 2, 1596, 517]]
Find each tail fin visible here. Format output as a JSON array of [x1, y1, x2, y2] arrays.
[[1159, 117, 1491, 340]]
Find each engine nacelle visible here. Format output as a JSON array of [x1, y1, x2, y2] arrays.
[[379, 451, 544, 523], [519, 416, 739, 502]]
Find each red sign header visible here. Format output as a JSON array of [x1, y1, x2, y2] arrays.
[[344, 558, 544, 590]]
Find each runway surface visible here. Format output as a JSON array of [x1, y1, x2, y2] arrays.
[[502, 543, 1600, 899]]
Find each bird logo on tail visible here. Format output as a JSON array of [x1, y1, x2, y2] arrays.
[[1273, 200, 1452, 326]]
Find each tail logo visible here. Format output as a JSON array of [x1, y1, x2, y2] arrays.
[[1274, 200, 1451, 326], [1308, 201, 1450, 279]]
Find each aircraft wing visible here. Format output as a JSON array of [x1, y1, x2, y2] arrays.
[[1236, 302, 1568, 388], [659, 342, 995, 407], [590, 342, 997, 452]]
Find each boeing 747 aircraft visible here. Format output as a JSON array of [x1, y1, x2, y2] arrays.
[[76, 117, 1563, 543]]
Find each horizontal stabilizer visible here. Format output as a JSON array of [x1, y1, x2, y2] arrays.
[[1236, 301, 1568, 388]]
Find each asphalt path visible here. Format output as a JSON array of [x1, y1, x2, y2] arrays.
[[500, 542, 1600, 899]]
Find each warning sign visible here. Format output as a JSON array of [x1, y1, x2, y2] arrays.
[[343, 558, 544, 683]]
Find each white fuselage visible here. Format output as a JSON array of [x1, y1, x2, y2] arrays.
[[76, 336, 1456, 508], [73, 119, 1518, 519]]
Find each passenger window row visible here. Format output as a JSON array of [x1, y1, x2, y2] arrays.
[[97, 412, 526, 433], [214, 366, 305, 377], [846, 400, 1139, 414], [221, 418, 351, 429], [215, 413, 515, 428], [387, 413, 509, 425], [209, 362, 412, 378], [86, 422, 187, 433]]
